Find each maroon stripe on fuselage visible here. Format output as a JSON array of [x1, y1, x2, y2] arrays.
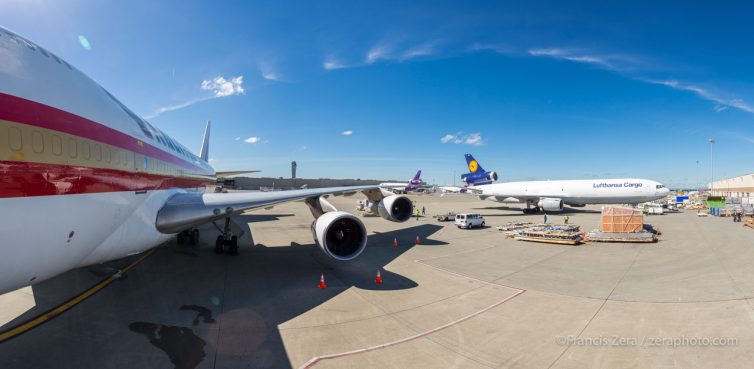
[[0, 160, 214, 198], [0, 93, 207, 173]]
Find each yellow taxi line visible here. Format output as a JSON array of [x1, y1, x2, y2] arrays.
[[0, 248, 156, 342]]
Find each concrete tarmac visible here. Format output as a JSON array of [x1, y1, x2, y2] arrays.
[[1, 194, 753, 368]]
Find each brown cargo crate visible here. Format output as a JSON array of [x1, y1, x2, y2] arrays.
[[601, 206, 643, 233]]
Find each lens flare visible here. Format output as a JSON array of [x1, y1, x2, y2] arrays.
[[78, 35, 91, 51]]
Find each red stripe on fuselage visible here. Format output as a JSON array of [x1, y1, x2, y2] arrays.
[[0, 161, 214, 198], [0, 93, 207, 174]]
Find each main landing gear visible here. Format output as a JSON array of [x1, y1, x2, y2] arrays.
[[177, 228, 200, 245], [215, 217, 239, 256], [523, 205, 541, 214]]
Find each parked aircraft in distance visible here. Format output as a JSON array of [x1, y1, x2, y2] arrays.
[[0, 27, 414, 294], [461, 154, 498, 186], [458, 155, 670, 213], [380, 170, 425, 194]]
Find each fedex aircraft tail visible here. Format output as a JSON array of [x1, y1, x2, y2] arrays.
[[413, 170, 422, 181]]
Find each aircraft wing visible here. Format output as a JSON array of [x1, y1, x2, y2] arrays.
[[216, 170, 261, 178], [156, 185, 389, 233]]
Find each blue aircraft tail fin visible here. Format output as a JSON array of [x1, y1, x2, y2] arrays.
[[413, 170, 422, 181], [464, 154, 484, 173]]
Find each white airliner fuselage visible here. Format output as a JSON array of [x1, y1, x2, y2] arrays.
[[0, 27, 413, 295], [474, 178, 670, 213]]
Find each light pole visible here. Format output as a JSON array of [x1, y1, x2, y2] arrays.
[[709, 138, 715, 195], [696, 160, 700, 190]]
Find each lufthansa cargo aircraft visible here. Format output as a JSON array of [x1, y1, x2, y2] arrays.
[[0, 27, 413, 294], [459, 154, 670, 213]]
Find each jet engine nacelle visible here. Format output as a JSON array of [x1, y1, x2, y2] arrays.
[[311, 211, 367, 261], [538, 198, 563, 212], [487, 171, 498, 181], [376, 195, 413, 222]]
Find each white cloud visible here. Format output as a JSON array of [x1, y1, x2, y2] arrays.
[[440, 132, 483, 146], [644, 79, 754, 114], [463, 133, 483, 146], [259, 62, 282, 81], [528, 48, 615, 69], [402, 41, 437, 60], [244, 136, 261, 144], [201, 75, 245, 97], [323, 58, 347, 71], [234, 136, 241, 141], [440, 134, 456, 143], [528, 47, 754, 115], [366, 44, 390, 64], [144, 75, 245, 119], [342, 130, 353, 136]]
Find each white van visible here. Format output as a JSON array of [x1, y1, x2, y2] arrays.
[[455, 213, 485, 229]]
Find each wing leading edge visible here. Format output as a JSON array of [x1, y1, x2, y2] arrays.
[[155, 185, 389, 234]]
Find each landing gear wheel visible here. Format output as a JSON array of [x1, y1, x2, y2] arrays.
[[191, 229, 200, 245], [230, 236, 239, 256], [215, 236, 224, 254]]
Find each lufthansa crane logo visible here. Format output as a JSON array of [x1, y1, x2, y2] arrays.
[[468, 160, 478, 173]]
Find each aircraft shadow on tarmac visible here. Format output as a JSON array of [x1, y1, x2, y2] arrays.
[[0, 220, 446, 369]]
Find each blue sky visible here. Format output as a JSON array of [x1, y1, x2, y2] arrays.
[[3, 1, 754, 187]]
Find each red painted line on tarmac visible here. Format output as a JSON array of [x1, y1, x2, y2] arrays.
[[298, 260, 526, 369]]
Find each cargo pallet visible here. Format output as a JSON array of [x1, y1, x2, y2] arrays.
[[515, 230, 583, 245], [586, 231, 657, 243]]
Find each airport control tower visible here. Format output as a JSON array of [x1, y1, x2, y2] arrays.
[[291, 161, 297, 179]]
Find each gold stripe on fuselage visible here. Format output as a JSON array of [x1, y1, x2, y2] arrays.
[[0, 119, 211, 180]]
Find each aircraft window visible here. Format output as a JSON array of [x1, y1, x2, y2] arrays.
[[165, 137, 177, 151], [51, 53, 62, 65], [94, 144, 102, 161], [101, 88, 154, 139], [104, 148, 111, 163], [51, 135, 62, 156], [82, 142, 91, 160], [114, 149, 120, 164], [32, 131, 44, 153], [9, 127, 22, 151], [68, 138, 77, 158]]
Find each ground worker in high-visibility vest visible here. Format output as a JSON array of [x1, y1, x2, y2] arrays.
[[415, 208, 420, 220]]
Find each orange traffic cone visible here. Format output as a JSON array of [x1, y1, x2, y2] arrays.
[[415, 236, 421, 245], [318, 273, 327, 289], [393, 238, 398, 247], [375, 270, 383, 284]]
